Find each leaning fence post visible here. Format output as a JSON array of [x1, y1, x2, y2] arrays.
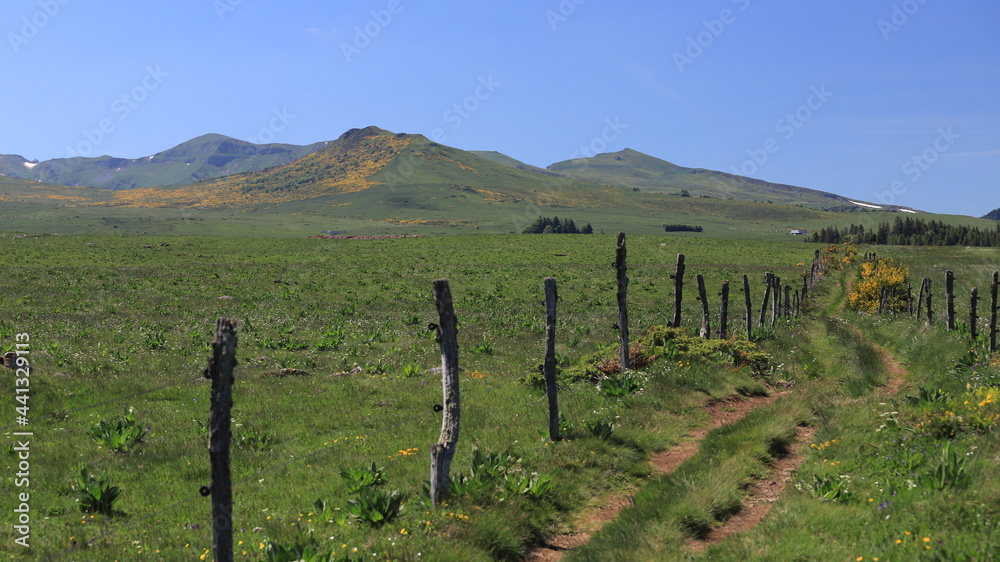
[[719, 280, 730, 339], [615, 233, 630, 371], [926, 278, 934, 324], [543, 278, 560, 441], [784, 285, 791, 318], [971, 288, 979, 341], [758, 273, 773, 328], [770, 276, 780, 329], [697, 274, 710, 339], [991, 272, 998, 354], [671, 254, 685, 329], [206, 317, 237, 562], [946, 270, 956, 331], [430, 279, 460, 509], [742, 274, 753, 336]]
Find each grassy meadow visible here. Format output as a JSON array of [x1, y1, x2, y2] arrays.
[[1, 233, 998, 560]]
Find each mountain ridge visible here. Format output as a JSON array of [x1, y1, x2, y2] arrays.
[[1, 126, 917, 217]]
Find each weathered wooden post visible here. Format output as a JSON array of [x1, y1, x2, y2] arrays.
[[770, 275, 780, 329], [946, 270, 956, 331], [758, 273, 773, 329], [742, 274, 753, 336], [671, 254, 685, 329], [907, 283, 914, 317], [615, 233, 630, 371], [543, 278, 560, 441], [991, 272, 998, 354], [970, 288, 979, 341], [784, 285, 791, 318], [917, 277, 927, 321], [206, 317, 237, 562], [926, 278, 934, 324], [430, 279, 460, 509], [801, 275, 808, 305], [794, 290, 800, 317], [719, 280, 730, 339], [697, 274, 710, 339]]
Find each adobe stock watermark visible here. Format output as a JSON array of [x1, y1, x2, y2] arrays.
[[430, 75, 502, 144], [8, 0, 72, 54], [878, 0, 929, 41], [505, 116, 629, 232], [248, 107, 295, 144], [873, 127, 958, 206], [63, 65, 169, 158], [340, 0, 404, 64], [545, 0, 586, 31], [213, 0, 246, 21], [672, 0, 751, 73], [730, 84, 833, 177], [568, 117, 628, 159]]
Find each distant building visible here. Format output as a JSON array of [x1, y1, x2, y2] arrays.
[[790, 229, 808, 235]]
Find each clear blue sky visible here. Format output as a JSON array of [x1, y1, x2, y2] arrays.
[[2, 0, 997, 216]]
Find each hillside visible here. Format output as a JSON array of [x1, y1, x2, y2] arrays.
[[0, 126, 984, 237], [545, 148, 900, 211], [984, 207, 1000, 221], [0, 134, 328, 190]]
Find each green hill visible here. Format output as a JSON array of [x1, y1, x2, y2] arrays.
[[545, 148, 898, 211], [0, 126, 983, 238], [983, 207, 1000, 221], [0, 134, 328, 190]]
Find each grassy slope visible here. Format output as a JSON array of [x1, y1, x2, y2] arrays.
[[1, 129, 994, 238], [546, 148, 863, 209], [0, 234, 815, 560], [0, 134, 328, 190]]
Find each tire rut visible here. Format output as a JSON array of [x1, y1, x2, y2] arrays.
[[527, 392, 786, 562]]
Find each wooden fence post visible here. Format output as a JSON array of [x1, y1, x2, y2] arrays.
[[697, 274, 710, 339], [970, 288, 979, 341], [671, 254, 685, 329], [907, 283, 914, 317], [991, 272, 998, 354], [615, 233, 630, 371], [946, 270, 956, 331], [743, 274, 753, 336], [784, 285, 791, 318], [926, 278, 934, 324], [917, 277, 927, 321], [206, 317, 237, 562], [431, 279, 460, 509], [770, 275, 780, 329], [801, 275, 808, 305], [719, 280, 730, 339], [543, 278, 560, 441], [758, 273, 773, 329]]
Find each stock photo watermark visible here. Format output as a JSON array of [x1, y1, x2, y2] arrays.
[[10, 332, 32, 548], [8, 0, 72, 53], [878, 0, 929, 41], [430, 75, 502, 143], [340, 0, 404, 63], [545, 0, 586, 31], [730, 84, 833, 177], [213, 0, 246, 21], [568, 117, 628, 159], [873, 127, 958, 206], [672, 0, 751, 73], [248, 107, 295, 144], [63, 65, 168, 158]]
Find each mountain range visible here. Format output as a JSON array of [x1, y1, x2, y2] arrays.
[[0, 126, 907, 211], [3, 126, 986, 237]]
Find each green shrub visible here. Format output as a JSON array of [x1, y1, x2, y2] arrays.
[[89, 408, 147, 453], [75, 464, 121, 516], [346, 487, 404, 528]]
